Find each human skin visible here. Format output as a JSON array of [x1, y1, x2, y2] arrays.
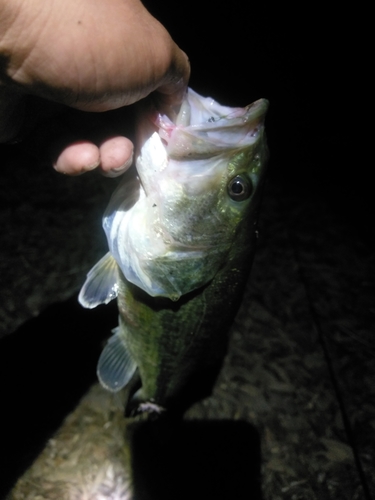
[[0, 0, 190, 175]]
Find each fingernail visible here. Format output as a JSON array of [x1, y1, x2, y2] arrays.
[[102, 152, 134, 178], [53, 159, 100, 176]]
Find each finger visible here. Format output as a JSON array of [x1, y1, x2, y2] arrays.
[[53, 140, 100, 176], [52, 136, 134, 177], [42, 106, 135, 176], [98, 136, 134, 177]]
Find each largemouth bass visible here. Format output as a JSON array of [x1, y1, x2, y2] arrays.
[[79, 88, 268, 415]]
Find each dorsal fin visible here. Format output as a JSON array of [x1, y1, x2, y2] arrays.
[[78, 252, 119, 309], [97, 327, 137, 392]]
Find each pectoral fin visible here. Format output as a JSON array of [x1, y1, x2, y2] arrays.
[[78, 252, 119, 309], [97, 326, 137, 392]]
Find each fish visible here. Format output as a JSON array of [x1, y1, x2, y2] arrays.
[[79, 88, 269, 415]]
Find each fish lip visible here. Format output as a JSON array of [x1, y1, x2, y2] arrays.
[[152, 93, 268, 163]]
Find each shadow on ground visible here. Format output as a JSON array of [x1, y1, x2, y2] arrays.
[[129, 418, 262, 500]]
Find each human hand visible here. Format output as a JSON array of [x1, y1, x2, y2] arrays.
[[0, 0, 190, 176]]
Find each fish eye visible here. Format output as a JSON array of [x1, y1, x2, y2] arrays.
[[227, 175, 253, 201]]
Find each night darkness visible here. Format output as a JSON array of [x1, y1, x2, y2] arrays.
[[0, 2, 373, 499]]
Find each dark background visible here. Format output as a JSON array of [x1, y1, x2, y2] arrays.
[[147, 1, 370, 247], [148, 3, 363, 199]]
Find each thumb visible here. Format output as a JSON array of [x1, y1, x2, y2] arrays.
[[156, 48, 190, 108]]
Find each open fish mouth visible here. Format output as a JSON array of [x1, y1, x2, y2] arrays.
[[99, 89, 269, 300]]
